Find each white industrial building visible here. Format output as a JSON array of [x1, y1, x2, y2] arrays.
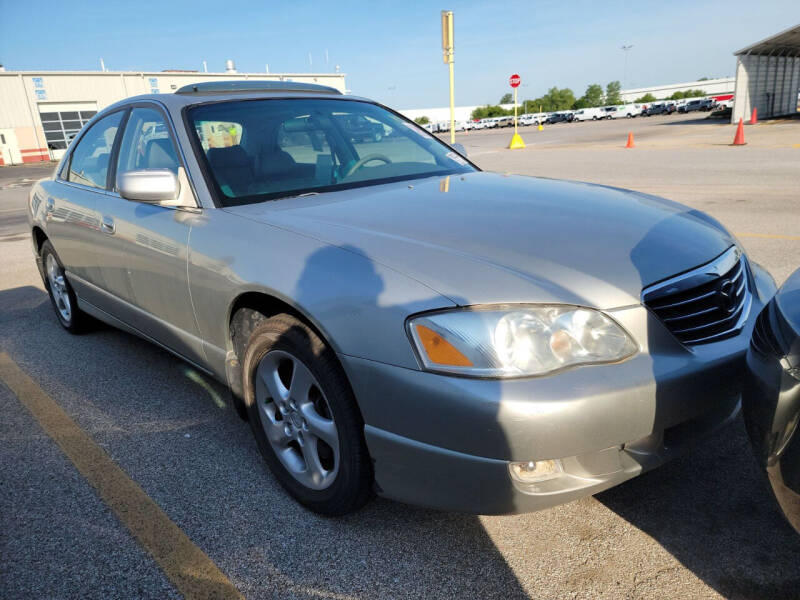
[[620, 77, 734, 103], [732, 24, 800, 123], [0, 64, 347, 166]]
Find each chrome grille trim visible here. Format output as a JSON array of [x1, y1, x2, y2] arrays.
[[642, 246, 752, 345]]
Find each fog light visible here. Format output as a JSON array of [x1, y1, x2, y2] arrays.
[[509, 459, 563, 483]]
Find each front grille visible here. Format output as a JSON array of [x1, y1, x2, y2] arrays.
[[643, 247, 751, 345]]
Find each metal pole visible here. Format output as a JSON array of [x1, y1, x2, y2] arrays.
[[449, 59, 455, 144], [442, 10, 455, 144], [513, 86, 518, 134]]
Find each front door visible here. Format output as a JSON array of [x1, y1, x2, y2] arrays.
[[95, 105, 204, 365]]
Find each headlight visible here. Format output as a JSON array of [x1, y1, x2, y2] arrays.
[[407, 305, 638, 378]]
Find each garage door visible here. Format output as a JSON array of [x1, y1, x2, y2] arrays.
[[39, 109, 97, 159]]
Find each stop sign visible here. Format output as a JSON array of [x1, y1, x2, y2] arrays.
[[509, 73, 521, 88]]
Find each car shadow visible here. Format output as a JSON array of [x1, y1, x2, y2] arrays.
[[617, 209, 800, 600], [658, 114, 730, 126], [0, 284, 530, 599], [595, 418, 800, 600]]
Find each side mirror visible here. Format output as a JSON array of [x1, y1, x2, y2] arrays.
[[452, 142, 468, 158], [117, 169, 179, 203]]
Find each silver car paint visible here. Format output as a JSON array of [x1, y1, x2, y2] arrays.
[[28, 90, 777, 514]]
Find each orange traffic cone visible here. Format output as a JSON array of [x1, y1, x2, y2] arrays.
[[750, 107, 758, 125], [732, 118, 746, 146], [625, 132, 635, 148]]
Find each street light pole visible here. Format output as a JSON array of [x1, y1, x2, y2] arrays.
[[621, 44, 633, 91]]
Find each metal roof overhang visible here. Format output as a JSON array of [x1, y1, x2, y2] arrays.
[[735, 24, 800, 57]]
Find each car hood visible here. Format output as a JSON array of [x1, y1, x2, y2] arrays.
[[225, 172, 734, 309]]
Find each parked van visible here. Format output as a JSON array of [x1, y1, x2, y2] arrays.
[[573, 108, 604, 121], [614, 104, 641, 118]]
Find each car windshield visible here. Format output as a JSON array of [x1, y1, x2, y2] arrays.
[[187, 98, 475, 206]]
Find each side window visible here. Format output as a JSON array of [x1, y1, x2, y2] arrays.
[[67, 111, 123, 189], [116, 107, 180, 178]]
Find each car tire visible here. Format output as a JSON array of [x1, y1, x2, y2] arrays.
[[242, 313, 373, 516], [40, 240, 89, 333]]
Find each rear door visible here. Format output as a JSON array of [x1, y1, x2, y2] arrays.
[[45, 110, 125, 297], [95, 104, 204, 364]]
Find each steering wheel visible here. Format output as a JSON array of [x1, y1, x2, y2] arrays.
[[344, 153, 392, 178]]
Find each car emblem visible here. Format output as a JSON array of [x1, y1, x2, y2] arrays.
[[717, 279, 737, 313]]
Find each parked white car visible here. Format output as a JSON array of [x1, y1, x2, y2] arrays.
[[518, 113, 543, 126]]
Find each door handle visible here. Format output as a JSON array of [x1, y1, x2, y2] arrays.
[[100, 215, 115, 234], [45, 198, 55, 213]]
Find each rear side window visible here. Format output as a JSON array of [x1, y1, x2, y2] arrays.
[[67, 111, 123, 189], [116, 107, 180, 177]]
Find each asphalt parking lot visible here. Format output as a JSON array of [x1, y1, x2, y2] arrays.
[[2, 113, 800, 600]]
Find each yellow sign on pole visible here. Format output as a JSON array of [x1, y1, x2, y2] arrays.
[[441, 10, 455, 144]]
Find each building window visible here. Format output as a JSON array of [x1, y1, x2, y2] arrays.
[[39, 109, 97, 151]]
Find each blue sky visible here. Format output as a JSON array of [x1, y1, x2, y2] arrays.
[[0, 1, 796, 108]]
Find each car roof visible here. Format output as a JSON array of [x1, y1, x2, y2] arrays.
[[100, 81, 369, 114]]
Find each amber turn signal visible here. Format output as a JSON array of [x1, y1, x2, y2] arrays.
[[414, 324, 473, 367]]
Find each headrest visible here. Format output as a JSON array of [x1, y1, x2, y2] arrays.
[[207, 145, 251, 168]]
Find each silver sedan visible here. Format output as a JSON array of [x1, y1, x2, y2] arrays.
[[28, 81, 777, 515]]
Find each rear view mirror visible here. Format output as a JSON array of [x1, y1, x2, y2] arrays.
[[117, 169, 179, 203], [452, 142, 467, 157]]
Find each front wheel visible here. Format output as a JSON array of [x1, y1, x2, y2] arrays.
[[41, 240, 89, 333], [242, 314, 373, 516]]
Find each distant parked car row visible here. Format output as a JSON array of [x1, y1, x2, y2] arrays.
[[421, 96, 728, 135], [677, 98, 717, 113]]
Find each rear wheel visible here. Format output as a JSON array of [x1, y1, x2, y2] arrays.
[[242, 314, 372, 516], [41, 240, 88, 333]]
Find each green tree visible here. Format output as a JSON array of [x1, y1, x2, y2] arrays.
[[499, 92, 513, 104], [583, 83, 604, 107], [605, 80, 622, 105], [635, 92, 657, 103], [535, 87, 576, 112], [413, 116, 430, 125], [669, 89, 707, 100], [470, 104, 513, 120], [572, 96, 590, 109]]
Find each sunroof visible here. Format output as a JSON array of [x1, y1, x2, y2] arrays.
[[174, 80, 342, 95]]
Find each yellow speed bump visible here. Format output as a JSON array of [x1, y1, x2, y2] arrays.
[[0, 353, 243, 600]]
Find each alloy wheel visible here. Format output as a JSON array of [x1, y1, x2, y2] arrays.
[[46, 253, 71, 322], [255, 350, 340, 490]]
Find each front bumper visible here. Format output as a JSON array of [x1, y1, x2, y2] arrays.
[[341, 274, 773, 514], [743, 301, 800, 533]]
